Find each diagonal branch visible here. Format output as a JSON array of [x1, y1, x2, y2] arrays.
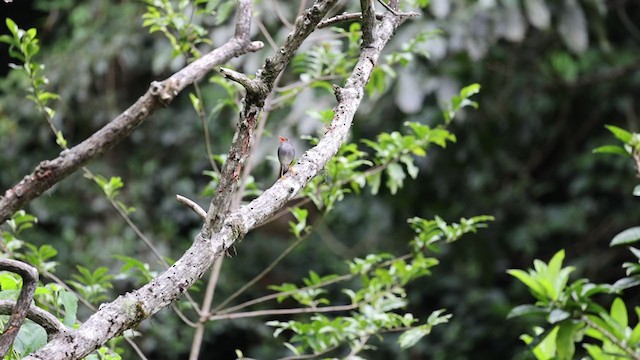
[[0, 0, 263, 225], [0, 300, 67, 340], [203, 0, 340, 235], [0, 259, 40, 357], [26, 9, 409, 360]]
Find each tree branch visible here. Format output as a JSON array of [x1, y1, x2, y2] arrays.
[[0, 259, 40, 357], [360, 0, 376, 46], [202, 0, 340, 235], [176, 194, 206, 220], [582, 315, 640, 360], [0, 300, 66, 340], [0, 0, 263, 225], [26, 8, 409, 360], [208, 303, 358, 321], [317, 12, 384, 29]]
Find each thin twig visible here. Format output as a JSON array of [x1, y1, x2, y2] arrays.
[[272, 0, 293, 29], [214, 253, 412, 315], [213, 226, 311, 312], [193, 82, 220, 173], [176, 194, 207, 219], [215, 273, 351, 315], [278, 345, 339, 360], [582, 315, 640, 360], [188, 258, 224, 360], [256, 18, 279, 50], [209, 303, 358, 321], [376, 0, 397, 15], [317, 12, 384, 29], [346, 335, 370, 358]]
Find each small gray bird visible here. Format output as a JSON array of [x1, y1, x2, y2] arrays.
[[277, 136, 295, 178]]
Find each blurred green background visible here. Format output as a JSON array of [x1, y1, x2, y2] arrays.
[[1, 0, 640, 358]]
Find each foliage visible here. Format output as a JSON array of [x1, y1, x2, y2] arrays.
[[141, 0, 235, 59], [510, 126, 640, 359], [266, 214, 491, 358], [509, 249, 640, 359], [0, 210, 120, 359]]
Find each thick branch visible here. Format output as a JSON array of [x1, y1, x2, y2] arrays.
[[27, 9, 407, 360], [360, 0, 376, 46], [257, 0, 341, 90], [203, 0, 340, 235], [219, 68, 267, 94], [0, 0, 262, 225], [240, 12, 403, 230], [0, 300, 66, 339], [0, 259, 39, 357]]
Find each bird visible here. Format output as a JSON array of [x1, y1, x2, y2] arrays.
[[277, 136, 295, 178]]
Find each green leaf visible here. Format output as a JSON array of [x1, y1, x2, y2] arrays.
[[460, 83, 481, 99], [605, 125, 633, 143], [368, 171, 381, 195], [400, 155, 419, 179], [12, 321, 47, 356], [56, 131, 67, 148], [630, 308, 640, 344], [386, 162, 406, 195], [610, 227, 640, 246], [59, 290, 78, 327], [507, 304, 547, 319], [507, 269, 546, 301], [610, 297, 628, 329], [0, 34, 15, 46], [6, 18, 19, 37], [398, 325, 430, 349], [556, 322, 579, 360], [592, 145, 629, 156], [189, 92, 202, 113], [548, 309, 570, 324]]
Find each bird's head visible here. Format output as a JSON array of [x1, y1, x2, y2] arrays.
[[278, 136, 288, 143]]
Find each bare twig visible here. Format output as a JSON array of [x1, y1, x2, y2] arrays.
[[213, 226, 311, 312], [256, 18, 279, 50], [278, 345, 339, 360], [376, 0, 398, 15], [317, 12, 384, 29], [176, 194, 207, 220], [193, 82, 220, 173], [318, 10, 418, 29], [0, 259, 39, 357], [215, 253, 412, 316], [219, 68, 267, 94], [215, 274, 351, 315], [188, 258, 224, 360], [209, 303, 358, 321], [272, 0, 294, 29]]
